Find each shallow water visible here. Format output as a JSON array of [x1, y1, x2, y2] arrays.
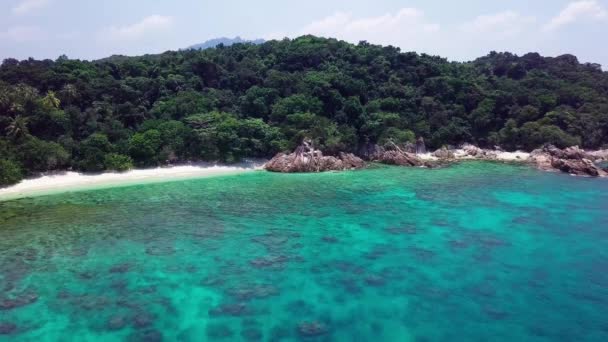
[[1, 162, 607, 341]]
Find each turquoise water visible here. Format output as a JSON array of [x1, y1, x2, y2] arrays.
[[1, 162, 608, 341]]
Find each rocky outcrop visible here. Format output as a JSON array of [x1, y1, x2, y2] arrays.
[[432, 147, 455, 159], [416, 137, 427, 154], [361, 142, 428, 167], [375, 150, 425, 167], [265, 139, 365, 173], [529, 145, 607, 177], [459, 144, 498, 160], [267, 138, 608, 177]]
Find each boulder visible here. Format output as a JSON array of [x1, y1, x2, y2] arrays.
[[530, 145, 607, 177], [551, 157, 604, 177], [0, 322, 17, 335], [460, 143, 497, 159], [362, 142, 426, 167], [432, 147, 455, 159], [375, 150, 425, 166], [588, 149, 608, 161], [265, 139, 365, 173], [297, 321, 329, 337], [415, 137, 427, 154]]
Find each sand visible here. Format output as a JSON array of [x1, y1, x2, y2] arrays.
[[0, 162, 264, 201]]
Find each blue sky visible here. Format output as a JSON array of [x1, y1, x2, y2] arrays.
[[1, 0, 607, 67]]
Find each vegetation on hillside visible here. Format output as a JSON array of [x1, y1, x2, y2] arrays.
[[1, 36, 608, 185]]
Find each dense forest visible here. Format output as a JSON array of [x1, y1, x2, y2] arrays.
[[1, 35, 608, 185]]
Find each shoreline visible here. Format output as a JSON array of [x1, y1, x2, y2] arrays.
[[0, 161, 265, 201], [2, 147, 605, 201], [416, 149, 531, 162]]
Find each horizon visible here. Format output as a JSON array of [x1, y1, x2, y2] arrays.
[[1, 0, 607, 67]]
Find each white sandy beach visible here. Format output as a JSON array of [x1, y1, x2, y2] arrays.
[[417, 150, 531, 161], [0, 162, 265, 201]]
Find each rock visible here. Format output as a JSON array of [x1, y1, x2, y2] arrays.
[[364, 141, 439, 168], [265, 138, 365, 173], [206, 324, 234, 339], [209, 302, 251, 317], [200, 276, 225, 287], [109, 263, 131, 273], [241, 328, 263, 341], [133, 312, 155, 328], [588, 149, 608, 161], [128, 329, 163, 342], [385, 226, 417, 235], [73, 295, 110, 311], [364, 275, 386, 287], [0, 291, 38, 310], [376, 150, 425, 166], [460, 143, 497, 159], [226, 284, 280, 301], [0, 322, 17, 335], [107, 315, 128, 330], [339, 278, 362, 294], [483, 305, 509, 320], [297, 321, 329, 337], [251, 233, 289, 249], [461, 143, 483, 157], [321, 236, 339, 243], [432, 147, 455, 159], [415, 137, 427, 154], [530, 145, 607, 177], [249, 255, 288, 268], [145, 245, 175, 256], [77, 271, 95, 280], [552, 158, 604, 177]]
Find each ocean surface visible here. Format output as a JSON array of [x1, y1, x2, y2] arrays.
[[1, 162, 607, 341]]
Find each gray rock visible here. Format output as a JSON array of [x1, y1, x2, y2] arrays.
[[297, 321, 329, 337], [265, 139, 365, 173], [432, 147, 455, 159], [530, 145, 607, 177], [0, 322, 17, 335]]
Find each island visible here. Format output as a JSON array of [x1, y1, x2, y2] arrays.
[[2, 36, 608, 187]]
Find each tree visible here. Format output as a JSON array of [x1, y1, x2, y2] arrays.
[[129, 130, 163, 166], [77, 133, 113, 172], [104, 153, 133, 172], [0, 159, 23, 186], [41, 91, 61, 110], [17, 138, 70, 172], [6, 115, 30, 141], [0, 37, 607, 177]]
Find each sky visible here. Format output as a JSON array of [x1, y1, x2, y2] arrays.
[[0, 0, 607, 67]]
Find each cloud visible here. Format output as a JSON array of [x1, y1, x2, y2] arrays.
[[544, 0, 607, 31], [101, 15, 174, 41], [270, 7, 542, 58], [461, 11, 536, 39], [294, 8, 440, 47], [12, 0, 51, 15], [0, 26, 46, 42]]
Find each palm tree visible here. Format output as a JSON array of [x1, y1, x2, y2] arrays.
[[60, 84, 78, 106], [6, 115, 29, 141], [42, 91, 61, 109]]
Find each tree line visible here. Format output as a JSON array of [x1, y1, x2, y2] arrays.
[[1, 36, 607, 185]]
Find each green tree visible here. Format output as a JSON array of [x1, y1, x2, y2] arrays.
[[6, 115, 30, 141], [17, 138, 70, 172], [129, 130, 162, 166], [104, 153, 134, 172], [77, 133, 113, 172], [0, 159, 23, 186]]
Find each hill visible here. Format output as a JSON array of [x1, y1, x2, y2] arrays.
[[1, 35, 607, 185], [187, 36, 265, 50]]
